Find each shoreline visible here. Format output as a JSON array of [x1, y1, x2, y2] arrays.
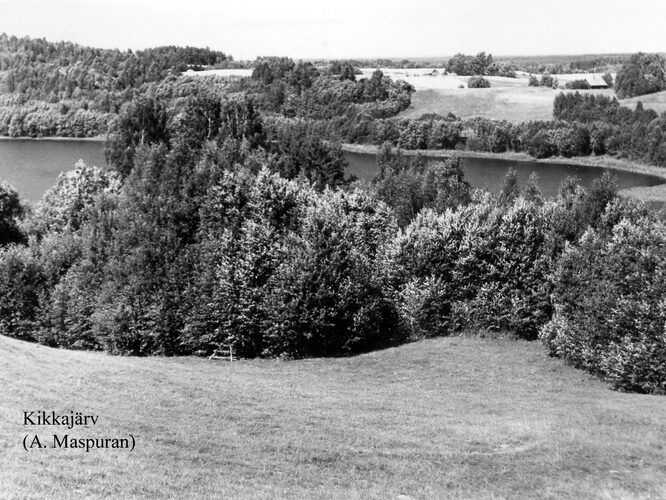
[[341, 143, 666, 203], [1, 137, 665, 202], [0, 135, 107, 143], [341, 143, 666, 180]]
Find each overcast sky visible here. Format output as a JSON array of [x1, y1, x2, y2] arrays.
[[0, 0, 663, 60]]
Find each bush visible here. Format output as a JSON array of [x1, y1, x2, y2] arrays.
[[183, 167, 312, 357], [468, 76, 490, 88], [540, 73, 559, 89], [615, 53, 666, 98], [0, 181, 26, 246], [374, 146, 471, 227], [30, 161, 122, 235], [263, 189, 402, 357], [0, 245, 45, 340], [387, 196, 554, 339], [565, 80, 591, 90], [541, 209, 666, 394]]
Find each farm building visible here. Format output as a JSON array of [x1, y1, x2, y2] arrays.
[[585, 75, 609, 89], [558, 73, 610, 89]]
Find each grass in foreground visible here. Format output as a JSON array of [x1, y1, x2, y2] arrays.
[[1, 334, 665, 499]]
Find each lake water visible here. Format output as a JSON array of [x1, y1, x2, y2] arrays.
[[0, 139, 107, 203], [344, 151, 665, 198], [0, 139, 663, 205]]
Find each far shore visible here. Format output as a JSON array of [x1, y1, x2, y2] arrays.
[[0, 135, 107, 142], [341, 143, 666, 203]]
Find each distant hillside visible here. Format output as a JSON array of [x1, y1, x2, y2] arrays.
[[0, 33, 231, 138], [621, 90, 666, 115]]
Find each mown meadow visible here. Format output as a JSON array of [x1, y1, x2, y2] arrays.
[[1, 334, 665, 499]]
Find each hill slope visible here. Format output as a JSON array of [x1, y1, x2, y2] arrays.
[[400, 86, 665, 123], [622, 90, 666, 115], [1, 334, 665, 499]]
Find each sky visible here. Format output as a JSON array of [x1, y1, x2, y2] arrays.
[[0, 0, 664, 60]]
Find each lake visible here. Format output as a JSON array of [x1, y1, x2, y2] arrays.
[[343, 151, 665, 198], [0, 139, 107, 203], [0, 139, 663, 205]]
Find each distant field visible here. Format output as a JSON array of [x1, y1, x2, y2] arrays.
[[400, 86, 563, 122], [622, 91, 666, 115], [1, 334, 665, 499], [395, 73, 663, 123], [184, 68, 253, 77]]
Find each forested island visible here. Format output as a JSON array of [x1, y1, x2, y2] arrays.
[[1, 34, 665, 394]]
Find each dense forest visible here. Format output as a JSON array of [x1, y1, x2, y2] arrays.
[[0, 35, 665, 394], [0, 34, 230, 137]]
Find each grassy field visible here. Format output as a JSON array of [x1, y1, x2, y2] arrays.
[[1, 334, 665, 499], [397, 75, 665, 123], [622, 91, 666, 115], [399, 86, 616, 123]]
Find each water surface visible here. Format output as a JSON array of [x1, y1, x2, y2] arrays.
[[344, 150, 665, 198], [0, 139, 106, 203], [1, 139, 663, 205]]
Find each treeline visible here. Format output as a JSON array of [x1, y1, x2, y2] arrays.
[[446, 52, 516, 77], [323, 91, 666, 167], [242, 57, 414, 120], [615, 53, 666, 98], [0, 34, 232, 137], [552, 92, 666, 165], [0, 77, 358, 355], [496, 54, 628, 75], [2, 116, 665, 391], [0, 34, 230, 98], [0, 99, 110, 137], [0, 36, 415, 138], [317, 53, 626, 75]]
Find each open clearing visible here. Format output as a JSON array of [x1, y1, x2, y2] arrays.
[[188, 68, 665, 123], [400, 86, 619, 123], [393, 72, 662, 123], [623, 91, 666, 115], [1, 334, 665, 499]]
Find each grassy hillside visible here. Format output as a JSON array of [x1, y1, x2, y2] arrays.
[[622, 91, 666, 115], [1, 334, 665, 499], [399, 84, 665, 123], [399, 87, 559, 122], [399, 87, 619, 123]]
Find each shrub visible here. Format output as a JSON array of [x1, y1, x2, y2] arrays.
[[541, 210, 666, 394], [458, 198, 554, 337], [397, 276, 452, 340], [615, 53, 666, 98], [263, 189, 402, 357], [374, 146, 471, 227], [387, 196, 554, 339], [0, 245, 45, 340], [565, 80, 591, 90], [0, 181, 26, 246], [540, 73, 559, 89], [525, 129, 557, 158], [184, 167, 313, 357], [30, 161, 122, 235], [467, 76, 490, 88]]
